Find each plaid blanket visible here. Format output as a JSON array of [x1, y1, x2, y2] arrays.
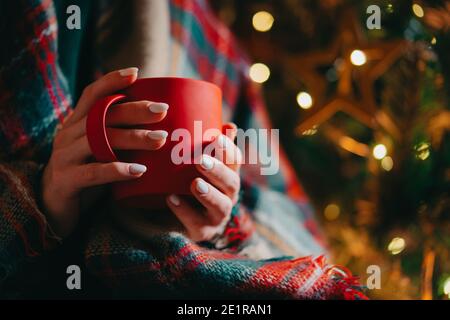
[[0, 0, 366, 299]]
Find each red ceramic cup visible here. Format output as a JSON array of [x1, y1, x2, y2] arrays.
[[86, 77, 222, 209]]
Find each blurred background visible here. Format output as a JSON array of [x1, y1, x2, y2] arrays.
[[210, 0, 449, 299]]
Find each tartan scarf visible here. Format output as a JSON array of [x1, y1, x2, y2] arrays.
[[0, 0, 367, 299]]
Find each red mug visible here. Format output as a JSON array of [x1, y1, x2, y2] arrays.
[[86, 77, 222, 209]]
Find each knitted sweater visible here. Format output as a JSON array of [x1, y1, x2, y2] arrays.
[[0, 0, 366, 299]]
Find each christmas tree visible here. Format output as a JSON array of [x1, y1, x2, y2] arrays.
[[211, 0, 450, 299]]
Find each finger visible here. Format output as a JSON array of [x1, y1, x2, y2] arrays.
[[63, 128, 168, 164], [66, 67, 139, 126], [205, 134, 242, 171], [55, 135, 91, 164], [72, 162, 147, 190], [106, 128, 168, 150], [54, 117, 87, 148], [190, 178, 233, 225], [196, 155, 240, 203], [106, 100, 169, 127], [166, 194, 206, 237]]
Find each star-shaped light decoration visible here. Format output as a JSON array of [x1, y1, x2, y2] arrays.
[[284, 9, 410, 136]]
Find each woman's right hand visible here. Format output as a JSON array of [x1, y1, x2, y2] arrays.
[[42, 68, 168, 238]]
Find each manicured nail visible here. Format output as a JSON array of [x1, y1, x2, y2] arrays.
[[168, 194, 180, 206], [119, 67, 138, 77], [147, 130, 168, 140], [129, 163, 147, 175], [217, 135, 227, 148], [200, 155, 214, 170], [149, 102, 169, 113], [196, 179, 209, 194]]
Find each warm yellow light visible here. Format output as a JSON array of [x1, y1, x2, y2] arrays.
[[373, 144, 387, 160], [386, 4, 394, 13], [415, 142, 430, 160], [324, 204, 340, 221], [443, 277, 450, 298], [252, 11, 274, 32], [249, 63, 270, 83], [381, 156, 394, 171], [388, 237, 406, 255], [350, 50, 367, 66], [412, 3, 424, 18], [296, 91, 313, 109], [431, 37, 437, 45], [302, 126, 318, 136]]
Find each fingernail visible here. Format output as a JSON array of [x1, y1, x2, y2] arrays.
[[129, 163, 147, 175], [147, 130, 168, 140], [168, 194, 180, 206], [119, 67, 138, 77], [149, 102, 169, 113], [200, 155, 214, 170], [196, 179, 209, 194]]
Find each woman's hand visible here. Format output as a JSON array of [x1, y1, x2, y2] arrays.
[[166, 124, 242, 242], [42, 68, 168, 238]]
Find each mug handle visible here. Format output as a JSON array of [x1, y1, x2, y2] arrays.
[[86, 94, 127, 162]]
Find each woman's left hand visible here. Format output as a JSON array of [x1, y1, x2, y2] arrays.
[[166, 123, 242, 242]]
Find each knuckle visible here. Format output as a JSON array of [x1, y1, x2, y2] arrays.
[[80, 165, 98, 183], [220, 198, 233, 217], [109, 162, 125, 175], [51, 149, 66, 164], [226, 174, 241, 195], [128, 129, 145, 141], [82, 83, 95, 97], [197, 229, 214, 242], [53, 132, 65, 147]]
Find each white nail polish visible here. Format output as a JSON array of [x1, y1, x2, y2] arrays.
[[119, 67, 138, 77], [169, 194, 180, 206], [196, 179, 209, 194], [129, 163, 147, 175], [149, 102, 169, 113], [201, 155, 214, 170], [147, 130, 168, 140], [217, 135, 227, 148]]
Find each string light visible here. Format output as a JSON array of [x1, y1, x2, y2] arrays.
[[252, 11, 274, 32], [386, 4, 394, 13], [381, 156, 394, 171], [296, 91, 313, 109], [387, 237, 406, 255], [249, 63, 270, 83], [373, 144, 387, 160], [302, 126, 318, 136], [412, 3, 424, 18], [350, 50, 367, 66], [415, 142, 430, 160], [443, 277, 450, 299], [324, 204, 340, 221]]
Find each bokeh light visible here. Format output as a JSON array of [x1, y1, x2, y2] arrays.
[[296, 91, 313, 109], [324, 204, 340, 221], [373, 144, 387, 160], [388, 237, 406, 255], [412, 3, 424, 18], [249, 63, 271, 83], [350, 50, 367, 66], [415, 142, 430, 160], [381, 156, 394, 171], [252, 11, 274, 32]]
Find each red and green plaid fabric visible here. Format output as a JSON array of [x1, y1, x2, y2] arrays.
[[0, 0, 367, 299]]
